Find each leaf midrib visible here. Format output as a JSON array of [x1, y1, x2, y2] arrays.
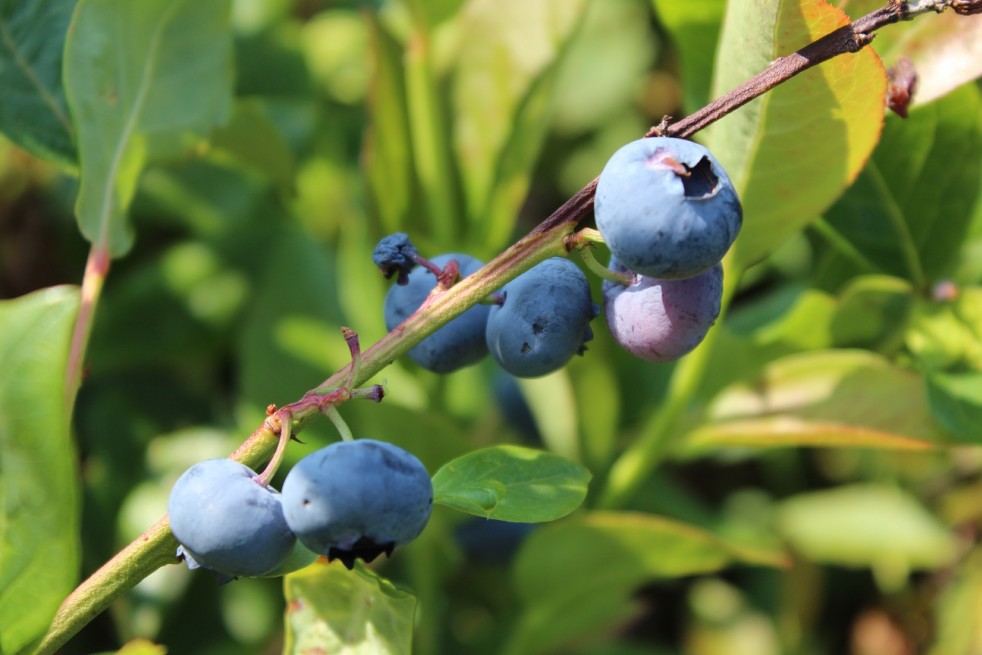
[[95, 0, 181, 246]]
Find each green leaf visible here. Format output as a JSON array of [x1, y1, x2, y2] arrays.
[[822, 83, 982, 286], [364, 13, 417, 236], [0, 286, 81, 655], [0, 0, 77, 166], [432, 445, 591, 521], [925, 372, 982, 444], [681, 350, 948, 453], [777, 484, 957, 590], [505, 511, 776, 655], [64, 0, 234, 256], [906, 288, 982, 372], [650, 0, 726, 113], [707, 0, 887, 270], [283, 562, 416, 655], [829, 275, 914, 350], [452, 0, 587, 249]]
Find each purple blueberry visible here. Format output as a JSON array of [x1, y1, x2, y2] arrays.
[[383, 253, 490, 373], [595, 137, 741, 279], [603, 257, 723, 362], [485, 257, 598, 378], [281, 439, 433, 570], [168, 459, 296, 578]]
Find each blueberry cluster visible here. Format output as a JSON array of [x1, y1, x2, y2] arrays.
[[378, 136, 739, 372], [168, 439, 432, 579], [381, 246, 598, 378], [596, 137, 741, 361]]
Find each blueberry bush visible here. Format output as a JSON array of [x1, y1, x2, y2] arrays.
[[2, 1, 982, 654]]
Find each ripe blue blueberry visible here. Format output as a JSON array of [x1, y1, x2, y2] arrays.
[[603, 257, 723, 362], [383, 253, 490, 373], [485, 257, 598, 378], [168, 459, 296, 579], [281, 439, 433, 570], [595, 137, 741, 279]]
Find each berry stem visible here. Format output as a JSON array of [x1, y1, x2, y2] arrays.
[[342, 326, 363, 391], [257, 412, 293, 486], [323, 405, 355, 442], [574, 240, 634, 287]]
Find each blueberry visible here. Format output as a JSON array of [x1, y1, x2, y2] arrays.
[[372, 232, 418, 284], [595, 137, 741, 279], [485, 257, 597, 378], [281, 439, 433, 570], [383, 253, 491, 373], [603, 257, 723, 362], [168, 459, 296, 578]]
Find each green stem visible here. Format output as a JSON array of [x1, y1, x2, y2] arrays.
[[33, 208, 577, 655], [324, 406, 354, 442], [597, 254, 740, 509], [576, 243, 633, 286], [32, 518, 178, 655]]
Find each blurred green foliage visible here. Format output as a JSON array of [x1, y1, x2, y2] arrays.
[[1, 0, 982, 653]]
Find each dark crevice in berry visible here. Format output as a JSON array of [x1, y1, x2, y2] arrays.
[[329, 537, 396, 570], [531, 320, 546, 335], [520, 342, 531, 354], [682, 157, 718, 197]]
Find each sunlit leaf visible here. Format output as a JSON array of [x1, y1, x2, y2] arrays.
[[681, 350, 948, 453], [0, 286, 80, 654], [432, 445, 590, 521], [906, 289, 982, 373], [0, 0, 77, 166], [64, 0, 234, 256], [778, 484, 957, 589], [283, 561, 416, 655], [707, 0, 887, 270]]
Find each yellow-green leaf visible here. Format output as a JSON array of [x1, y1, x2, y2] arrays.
[[707, 0, 887, 270]]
